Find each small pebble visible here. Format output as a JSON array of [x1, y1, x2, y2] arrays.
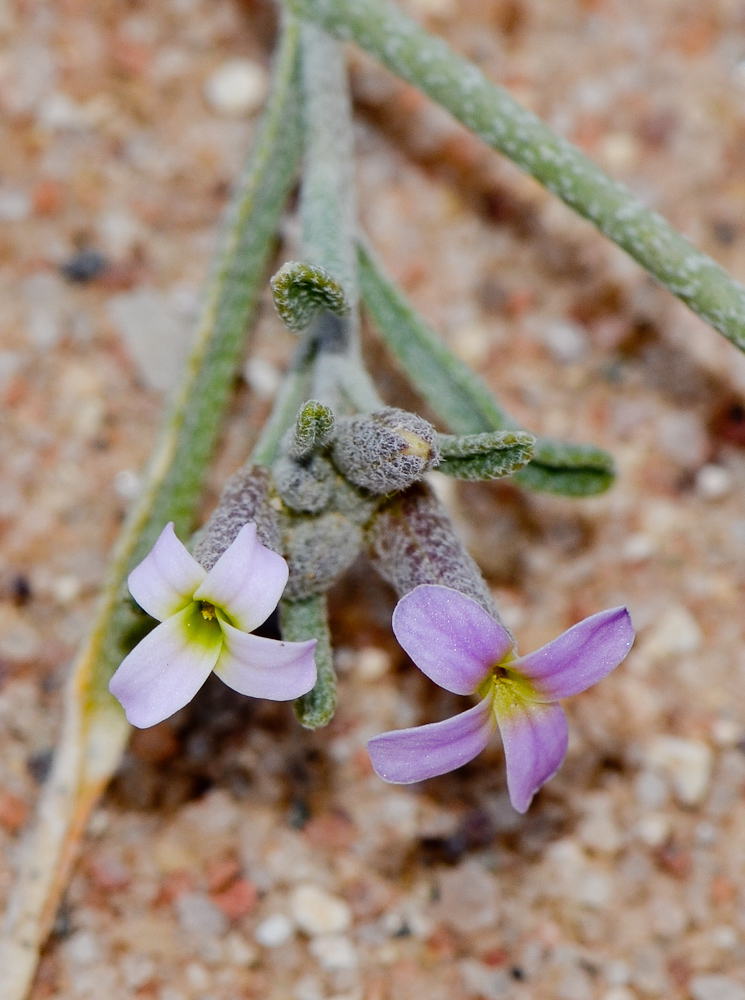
[[204, 59, 268, 116], [0, 189, 31, 221], [435, 861, 499, 933], [174, 892, 229, 938], [255, 913, 294, 948], [108, 287, 193, 394], [211, 878, 258, 921], [244, 356, 281, 399], [0, 789, 29, 833], [223, 931, 259, 968], [64, 930, 101, 966], [307, 934, 358, 971], [60, 247, 108, 284], [711, 718, 742, 747], [621, 533, 656, 564], [645, 736, 713, 806], [459, 959, 511, 1000], [290, 884, 352, 936], [356, 647, 391, 681], [633, 813, 671, 847], [540, 319, 588, 364], [689, 975, 745, 1000], [696, 464, 733, 500]]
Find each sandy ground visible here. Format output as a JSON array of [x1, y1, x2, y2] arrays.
[[3, 1, 745, 998]]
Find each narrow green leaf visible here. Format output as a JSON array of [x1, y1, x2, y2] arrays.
[[437, 430, 535, 481], [291, 0, 745, 355], [514, 438, 615, 497], [281, 594, 338, 729], [358, 238, 615, 496], [0, 22, 305, 1000]]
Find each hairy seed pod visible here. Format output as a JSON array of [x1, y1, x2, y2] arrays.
[[331, 407, 439, 494], [192, 464, 281, 570], [273, 453, 335, 513], [281, 510, 363, 601], [364, 481, 508, 628]]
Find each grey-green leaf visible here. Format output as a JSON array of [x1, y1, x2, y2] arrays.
[[437, 430, 535, 481], [514, 438, 615, 497]]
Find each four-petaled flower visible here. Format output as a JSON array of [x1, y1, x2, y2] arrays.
[[367, 585, 634, 812], [109, 522, 317, 728]]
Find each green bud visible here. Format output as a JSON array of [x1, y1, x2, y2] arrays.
[[290, 399, 335, 460], [271, 261, 350, 333]]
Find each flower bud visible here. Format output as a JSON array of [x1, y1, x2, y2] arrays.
[[273, 453, 335, 514], [331, 407, 438, 494]]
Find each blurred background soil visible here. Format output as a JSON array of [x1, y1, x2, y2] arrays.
[[3, 1, 745, 998]]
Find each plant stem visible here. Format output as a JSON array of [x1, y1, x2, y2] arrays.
[[290, 0, 745, 354]]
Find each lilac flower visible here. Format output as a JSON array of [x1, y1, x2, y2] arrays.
[[109, 522, 317, 728], [367, 585, 634, 812]]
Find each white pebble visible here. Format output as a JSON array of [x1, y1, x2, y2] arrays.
[[204, 59, 268, 116], [689, 975, 745, 1000], [308, 934, 358, 971], [356, 647, 391, 681], [601, 990, 637, 1000], [244, 356, 281, 399], [696, 464, 733, 500], [174, 892, 229, 938], [621, 533, 656, 564], [633, 813, 671, 847], [711, 718, 743, 747], [645, 736, 713, 806], [114, 468, 141, 500], [224, 931, 258, 967], [541, 319, 588, 364], [0, 189, 31, 221], [290, 884, 351, 937], [255, 913, 294, 948], [108, 287, 193, 394], [64, 930, 101, 966], [634, 770, 669, 810]]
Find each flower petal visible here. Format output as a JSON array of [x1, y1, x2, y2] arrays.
[[513, 606, 634, 702], [214, 616, 317, 700], [128, 522, 207, 621], [392, 585, 513, 695], [194, 523, 288, 632], [367, 695, 496, 783], [494, 692, 568, 813], [109, 604, 221, 728]]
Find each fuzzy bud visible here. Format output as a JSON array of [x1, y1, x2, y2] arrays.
[[192, 465, 281, 570], [331, 407, 438, 494], [273, 453, 335, 513]]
